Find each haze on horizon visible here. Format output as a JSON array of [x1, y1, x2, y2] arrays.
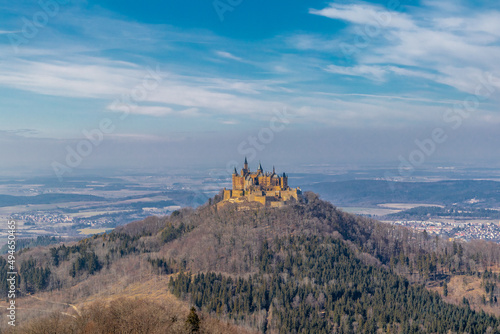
[[1, 0, 500, 177]]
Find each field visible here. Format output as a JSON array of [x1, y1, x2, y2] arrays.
[[68, 210, 132, 218], [340, 203, 444, 216], [378, 203, 444, 210], [339, 207, 399, 216], [78, 228, 114, 235]]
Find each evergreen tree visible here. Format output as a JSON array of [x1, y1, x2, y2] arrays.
[[186, 307, 200, 333]]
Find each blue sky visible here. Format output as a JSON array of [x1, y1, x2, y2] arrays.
[[1, 0, 500, 176]]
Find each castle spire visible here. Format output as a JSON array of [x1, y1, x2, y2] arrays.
[[258, 162, 263, 172], [244, 157, 248, 170], [273, 166, 275, 174], [233, 167, 238, 175]]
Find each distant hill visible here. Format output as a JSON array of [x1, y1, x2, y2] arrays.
[[307, 180, 500, 207], [4, 193, 500, 333]]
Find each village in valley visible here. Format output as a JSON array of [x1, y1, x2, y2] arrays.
[[389, 220, 500, 242]]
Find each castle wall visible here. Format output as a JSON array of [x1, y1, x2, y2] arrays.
[[248, 194, 267, 206], [232, 189, 244, 197], [280, 189, 300, 201], [265, 190, 280, 197]]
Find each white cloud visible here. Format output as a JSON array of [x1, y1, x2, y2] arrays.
[[273, 65, 291, 73], [1, 1, 498, 132], [215, 51, 244, 62], [323, 64, 438, 83], [0, 58, 142, 98], [146, 84, 282, 116], [0, 55, 288, 119], [310, 3, 415, 30], [286, 34, 340, 51], [196, 77, 290, 94], [419, 0, 466, 14], [314, 92, 463, 105], [2, 128, 40, 138], [221, 120, 239, 125], [324, 64, 388, 81], [312, 2, 500, 96], [106, 133, 174, 141], [107, 105, 174, 117]]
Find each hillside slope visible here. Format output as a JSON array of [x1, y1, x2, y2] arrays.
[[3, 192, 500, 333]]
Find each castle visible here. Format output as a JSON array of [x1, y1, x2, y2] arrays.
[[219, 158, 301, 208]]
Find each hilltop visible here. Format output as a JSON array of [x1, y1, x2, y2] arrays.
[[3, 192, 500, 333]]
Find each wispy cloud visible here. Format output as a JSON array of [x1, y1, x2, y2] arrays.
[[0, 56, 288, 119], [105, 133, 184, 142], [285, 34, 341, 52], [215, 51, 244, 62], [106, 104, 201, 117], [309, 2, 500, 97], [324, 64, 437, 82], [2, 128, 40, 137], [324, 64, 388, 81], [0, 48, 153, 96], [220, 120, 239, 125], [310, 3, 415, 30], [1, 1, 499, 134]]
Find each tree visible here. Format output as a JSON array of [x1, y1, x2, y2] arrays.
[[443, 281, 448, 297], [186, 307, 200, 333]]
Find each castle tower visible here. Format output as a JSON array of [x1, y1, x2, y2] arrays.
[[282, 172, 288, 188], [241, 157, 249, 176]]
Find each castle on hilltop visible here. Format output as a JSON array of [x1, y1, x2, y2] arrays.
[[219, 158, 301, 208]]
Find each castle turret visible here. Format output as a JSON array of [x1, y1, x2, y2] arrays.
[[244, 157, 248, 170]]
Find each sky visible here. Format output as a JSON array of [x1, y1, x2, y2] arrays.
[[1, 0, 500, 177]]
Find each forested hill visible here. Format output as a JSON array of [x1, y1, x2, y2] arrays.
[[5, 192, 500, 333]]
